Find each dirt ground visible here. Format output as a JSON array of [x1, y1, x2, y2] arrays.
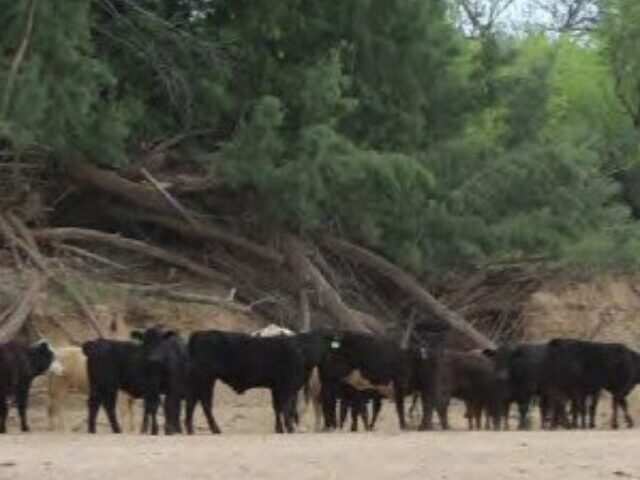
[[1, 382, 640, 480], [2, 429, 640, 480]]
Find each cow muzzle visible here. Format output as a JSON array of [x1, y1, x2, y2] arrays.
[[48, 359, 64, 376]]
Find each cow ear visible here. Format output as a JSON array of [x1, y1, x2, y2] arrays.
[[130, 330, 144, 341]]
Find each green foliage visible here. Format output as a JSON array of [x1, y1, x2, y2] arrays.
[[2, 0, 640, 275]]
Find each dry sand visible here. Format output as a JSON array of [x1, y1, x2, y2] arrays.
[[1, 382, 640, 480]]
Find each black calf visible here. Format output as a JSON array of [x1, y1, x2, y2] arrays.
[[0, 340, 60, 433]]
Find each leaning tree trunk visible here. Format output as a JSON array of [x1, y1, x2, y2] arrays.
[[283, 235, 385, 335], [318, 235, 495, 349]]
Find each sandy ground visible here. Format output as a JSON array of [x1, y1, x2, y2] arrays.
[[2, 381, 640, 479], [2, 431, 640, 480]]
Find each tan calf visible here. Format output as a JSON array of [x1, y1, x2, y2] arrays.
[[48, 315, 135, 432], [48, 346, 135, 432]]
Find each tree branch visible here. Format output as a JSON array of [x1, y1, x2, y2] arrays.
[[31, 227, 230, 284], [318, 235, 495, 349]]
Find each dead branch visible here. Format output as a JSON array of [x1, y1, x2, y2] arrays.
[[67, 163, 170, 213], [0, 274, 45, 340], [2, 214, 104, 337], [116, 209, 284, 264], [31, 227, 230, 284], [140, 167, 199, 227], [318, 235, 495, 349], [283, 235, 384, 335], [56, 243, 128, 271], [128, 287, 252, 313]]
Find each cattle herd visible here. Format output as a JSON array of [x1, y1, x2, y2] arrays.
[[1, 320, 640, 435]]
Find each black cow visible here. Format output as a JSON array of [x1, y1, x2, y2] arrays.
[[541, 338, 640, 429], [409, 326, 449, 430], [83, 338, 146, 433], [337, 384, 383, 432], [131, 327, 189, 435], [415, 349, 510, 430], [0, 340, 62, 433], [484, 343, 548, 429], [186, 330, 315, 434], [318, 331, 414, 431]]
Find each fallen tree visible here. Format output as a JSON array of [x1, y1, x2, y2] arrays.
[[283, 235, 385, 334], [318, 235, 495, 349], [31, 227, 230, 285], [61, 163, 495, 346]]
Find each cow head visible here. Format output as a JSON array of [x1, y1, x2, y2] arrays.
[[409, 323, 447, 362], [481, 346, 513, 383], [28, 339, 64, 377]]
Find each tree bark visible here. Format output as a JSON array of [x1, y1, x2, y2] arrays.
[[114, 209, 284, 264], [67, 163, 170, 213], [318, 235, 495, 349], [31, 227, 230, 285], [283, 235, 384, 335]]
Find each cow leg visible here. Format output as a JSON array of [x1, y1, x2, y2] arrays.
[[16, 380, 31, 432], [539, 395, 549, 429], [369, 397, 382, 431], [356, 398, 369, 430], [200, 380, 221, 434], [618, 397, 634, 428], [0, 393, 7, 433], [143, 394, 160, 436], [88, 388, 100, 434], [104, 390, 121, 434], [350, 402, 359, 432], [271, 390, 285, 434], [419, 389, 434, 431], [185, 386, 197, 435], [163, 394, 180, 435], [338, 395, 348, 430], [321, 384, 338, 430], [394, 387, 407, 431], [570, 396, 586, 429], [436, 399, 449, 431]]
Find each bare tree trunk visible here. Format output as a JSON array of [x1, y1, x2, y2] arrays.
[[283, 235, 384, 335], [318, 235, 494, 349]]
